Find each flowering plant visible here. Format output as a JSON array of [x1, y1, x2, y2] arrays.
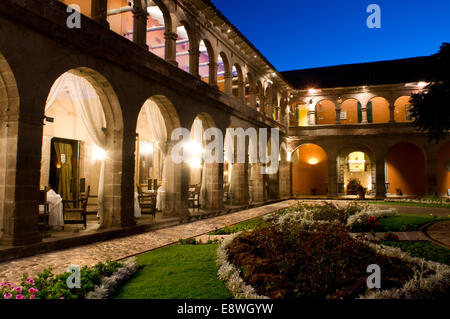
[[1, 278, 38, 299], [383, 232, 400, 242]]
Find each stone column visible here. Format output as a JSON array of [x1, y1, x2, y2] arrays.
[[189, 48, 200, 78], [238, 80, 245, 102], [230, 162, 249, 206], [164, 31, 178, 67], [1, 116, 42, 246], [202, 162, 223, 211], [224, 73, 232, 95], [132, 5, 149, 50], [335, 104, 341, 125], [208, 62, 218, 89], [91, 0, 109, 28], [279, 160, 291, 198], [308, 110, 316, 126], [389, 104, 396, 123], [361, 105, 368, 124], [327, 157, 338, 197], [249, 163, 265, 203], [426, 153, 438, 196], [249, 88, 257, 108], [375, 158, 387, 199], [161, 142, 189, 217]]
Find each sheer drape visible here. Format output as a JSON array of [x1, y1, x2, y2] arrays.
[[190, 119, 206, 206], [45, 73, 107, 222]]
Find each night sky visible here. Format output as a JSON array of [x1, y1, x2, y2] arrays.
[[210, 0, 450, 71]]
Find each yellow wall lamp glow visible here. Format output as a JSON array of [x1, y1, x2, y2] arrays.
[[307, 158, 319, 165], [92, 146, 107, 161]]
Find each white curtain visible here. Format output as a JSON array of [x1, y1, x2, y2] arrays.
[[45, 73, 107, 223], [190, 119, 206, 207], [143, 99, 167, 149]]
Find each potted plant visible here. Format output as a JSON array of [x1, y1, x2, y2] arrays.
[[346, 179, 361, 195], [357, 184, 367, 199]]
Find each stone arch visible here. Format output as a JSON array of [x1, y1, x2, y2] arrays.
[[315, 99, 336, 125], [336, 144, 376, 195], [340, 98, 360, 124], [39, 67, 124, 230], [279, 142, 291, 198], [218, 51, 231, 94], [264, 85, 272, 116], [292, 143, 328, 195], [386, 142, 426, 196], [0, 51, 20, 238], [175, 20, 197, 74], [368, 96, 390, 123], [245, 71, 255, 107], [145, 0, 171, 60], [394, 96, 412, 123], [256, 80, 264, 111], [198, 39, 215, 85]]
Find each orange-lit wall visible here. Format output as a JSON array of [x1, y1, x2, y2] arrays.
[[387, 143, 426, 195], [292, 144, 328, 195], [437, 142, 450, 196], [340, 99, 358, 124], [371, 97, 390, 123], [107, 0, 133, 40], [394, 96, 411, 123], [61, 0, 91, 17], [316, 100, 335, 125]]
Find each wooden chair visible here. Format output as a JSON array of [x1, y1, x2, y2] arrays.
[[62, 186, 90, 229], [137, 184, 156, 218], [188, 184, 201, 211], [38, 188, 50, 231]]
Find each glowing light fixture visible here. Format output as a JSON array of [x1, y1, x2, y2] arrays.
[[308, 158, 319, 165], [140, 141, 154, 155], [308, 88, 317, 94], [92, 146, 106, 161], [287, 152, 292, 162], [417, 81, 428, 88]]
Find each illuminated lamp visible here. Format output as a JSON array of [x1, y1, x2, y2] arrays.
[[308, 88, 317, 94], [417, 81, 428, 88], [92, 146, 106, 161], [308, 158, 319, 165], [140, 141, 154, 155]]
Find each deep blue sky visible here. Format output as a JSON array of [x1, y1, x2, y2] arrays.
[[210, 0, 450, 71]]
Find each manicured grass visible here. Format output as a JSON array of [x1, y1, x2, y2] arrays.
[[368, 201, 450, 209], [208, 217, 267, 235], [381, 240, 450, 265], [114, 244, 232, 299], [377, 214, 449, 232]]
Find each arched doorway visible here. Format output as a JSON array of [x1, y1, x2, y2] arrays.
[[340, 98, 359, 124], [146, 2, 167, 59], [337, 145, 375, 196], [40, 69, 123, 228], [292, 144, 328, 195], [368, 96, 390, 123], [199, 40, 214, 84], [217, 52, 230, 93], [232, 64, 244, 101], [315, 100, 335, 125], [176, 24, 190, 73], [386, 142, 426, 196], [394, 96, 413, 123], [437, 142, 450, 196]]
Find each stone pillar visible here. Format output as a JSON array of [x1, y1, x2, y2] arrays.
[[361, 105, 368, 124], [249, 88, 257, 108], [389, 105, 396, 124], [230, 162, 249, 206], [327, 157, 338, 197], [208, 62, 218, 89], [164, 31, 178, 67], [279, 160, 291, 198], [224, 73, 232, 95], [189, 48, 200, 78], [91, 0, 109, 28], [1, 116, 42, 246], [161, 142, 189, 217], [308, 110, 316, 126], [249, 163, 265, 203], [426, 153, 438, 196], [202, 162, 223, 211], [375, 158, 387, 199], [132, 5, 149, 50], [238, 80, 245, 102], [335, 105, 341, 125]]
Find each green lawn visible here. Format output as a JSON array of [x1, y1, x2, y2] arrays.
[[377, 214, 449, 232], [114, 244, 232, 299], [368, 201, 450, 209], [381, 240, 450, 265], [207, 217, 267, 235]]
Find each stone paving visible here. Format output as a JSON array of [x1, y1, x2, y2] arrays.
[[426, 221, 450, 247], [0, 200, 297, 284]]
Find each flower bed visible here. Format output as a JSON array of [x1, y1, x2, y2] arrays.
[[1, 259, 137, 299], [218, 203, 450, 299], [347, 208, 397, 232]]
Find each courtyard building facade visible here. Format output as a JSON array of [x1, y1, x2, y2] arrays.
[[0, 0, 448, 248]]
